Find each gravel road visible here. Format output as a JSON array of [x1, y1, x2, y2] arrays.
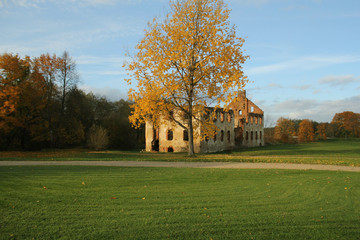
[[0, 161, 359, 172]]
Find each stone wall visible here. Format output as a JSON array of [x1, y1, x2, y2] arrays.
[[199, 110, 235, 153], [145, 109, 235, 153], [228, 90, 265, 147], [145, 90, 264, 152]]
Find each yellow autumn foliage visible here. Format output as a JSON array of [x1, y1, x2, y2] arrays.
[[125, 0, 249, 155]]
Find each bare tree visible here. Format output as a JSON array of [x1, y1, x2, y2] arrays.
[[58, 51, 79, 115]]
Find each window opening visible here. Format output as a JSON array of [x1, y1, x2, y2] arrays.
[[183, 130, 188, 141], [167, 129, 173, 141]]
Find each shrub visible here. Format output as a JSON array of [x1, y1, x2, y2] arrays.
[[87, 125, 109, 150]]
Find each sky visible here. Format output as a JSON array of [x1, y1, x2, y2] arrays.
[[1, 0, 360, 125]]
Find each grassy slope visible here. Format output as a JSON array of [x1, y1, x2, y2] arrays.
[[0, 139, 359, 166], [1, 166, 359, 239]]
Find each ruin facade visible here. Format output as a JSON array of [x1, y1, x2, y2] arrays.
[[228, 91, 265, 147], [145, 91, 264, 153]]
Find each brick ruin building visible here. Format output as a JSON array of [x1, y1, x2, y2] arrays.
[[145, 91, 264, 153], [228, 90, 265, 148]]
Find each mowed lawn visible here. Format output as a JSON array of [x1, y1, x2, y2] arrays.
[[1, 166, 359, 239], [1, 139, 360, 166]]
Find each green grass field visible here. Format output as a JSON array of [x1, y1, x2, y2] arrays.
[[1, 138, 360, 166], [1, 166, 359, 239]]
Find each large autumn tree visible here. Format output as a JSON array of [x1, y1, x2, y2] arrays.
[[331, 111, 360, 138], [274, 117, 296, 143], [0, 53, 25, 132], [125, 0, 249, 156], [316, 122, 328, 140], [298, 119, 315, 143]]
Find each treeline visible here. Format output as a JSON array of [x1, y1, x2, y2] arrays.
[[0, 52, 144, 151], [265, 111, 360, 144]]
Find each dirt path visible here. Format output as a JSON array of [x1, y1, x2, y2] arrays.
[[0, 161, 359, 172]]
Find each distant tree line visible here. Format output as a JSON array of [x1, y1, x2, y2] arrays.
[[265, 111, 360, 144], [0, 52, 144, 151]]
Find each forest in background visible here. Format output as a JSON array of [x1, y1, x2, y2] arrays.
[[0, 52, 144, 151], [1, 52, 359, 151], [265, 111, 360, 145]]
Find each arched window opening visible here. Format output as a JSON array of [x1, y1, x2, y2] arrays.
[[246, 131, 249, 140], [227, 131, 231, 142], [221, 130, 224, 142], [167, 129, 173, 141], [183, 130, 188, 141], [220, 112, 224, 122], [167, 147, 174, 152]]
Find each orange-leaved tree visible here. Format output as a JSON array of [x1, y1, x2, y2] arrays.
[[125, 0, 249, 156], [0, 53, 29, 132], [331, 111, 360, 138], [274, 117, 296, 143], [316, 123, 328, 140], [298, 119, 315, 143]]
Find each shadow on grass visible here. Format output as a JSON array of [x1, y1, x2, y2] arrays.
[[232, 138, 360, 156]]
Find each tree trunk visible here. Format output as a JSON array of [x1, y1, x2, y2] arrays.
[[188, 117, 195, 156], [188, 98, 195, 156]]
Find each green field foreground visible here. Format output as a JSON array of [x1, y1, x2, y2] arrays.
[[1, 139, 360, 166], [0, 166, 359, 239]]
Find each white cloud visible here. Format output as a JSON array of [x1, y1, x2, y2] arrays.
[[0, 0, 44, 8], [248, 55, 360, 75], [265, 95, 360, 122], [318, 75, 360, 86], [76, 55, 128, 66], [267, 82, 282, 88], [293, 85, 311, 90], [1, 0, 119, 8], [79, 85, 128, 101]]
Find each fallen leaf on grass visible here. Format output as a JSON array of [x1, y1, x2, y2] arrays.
[[43, 186, 47, 190], [110, 197, 117, 200]]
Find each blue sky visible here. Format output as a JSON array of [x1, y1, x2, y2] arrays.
[[1, 0, 360, 124]]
